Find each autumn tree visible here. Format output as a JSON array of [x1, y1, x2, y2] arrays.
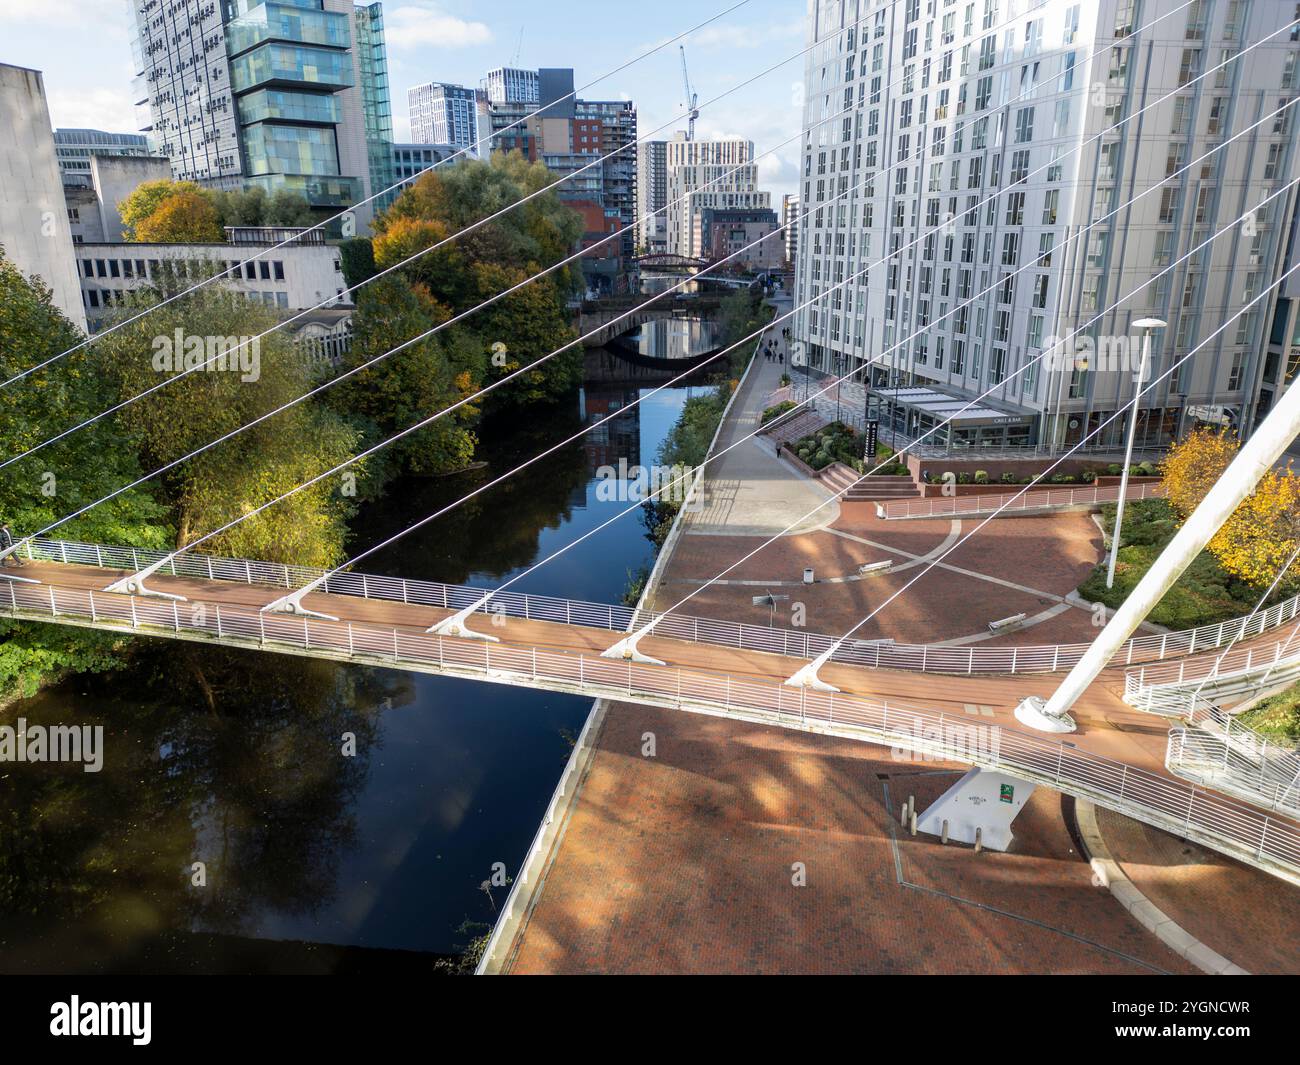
[[1161, 427, 1239, 517], [131, 188, 224, 243]]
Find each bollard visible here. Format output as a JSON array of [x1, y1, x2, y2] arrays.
[[974, 827, 983, 853], [941, 819, 949, 845], [900, 803, 908, 826], [907, 794, 915, 820], [909, 810, 917, 836]]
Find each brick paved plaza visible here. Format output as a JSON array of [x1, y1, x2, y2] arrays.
[[504, 704, 1203, 975]]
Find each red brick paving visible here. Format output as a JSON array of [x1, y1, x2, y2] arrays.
[[505, 704, 1198, 975], [653, 507, 1105, 644], [1094, 806, 1300, 974]]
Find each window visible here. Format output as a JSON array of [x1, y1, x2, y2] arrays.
[[1014, 106, 1034, 143]]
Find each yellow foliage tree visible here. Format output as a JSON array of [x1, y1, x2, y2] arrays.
[[1209, 467, 1300, 591], [118, 179, 207, 239], [132, 189, 224, 243], [1161, 427, 1239, 518]]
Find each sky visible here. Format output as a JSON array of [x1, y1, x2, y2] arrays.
[[0, 0, 807, 201]]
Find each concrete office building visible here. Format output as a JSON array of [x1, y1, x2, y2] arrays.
[[665, 133, 771, 259], [700, 206, 785, 272], [130, 0, 383, 227], [636, 140, 668, 253], [793, 0, 1300, 451], [408, 82, 478, 153], [75, 228, 346, 328], [0, 64, 87, 330], [64, 154, 173, 244], [54, 129, 152, 188]]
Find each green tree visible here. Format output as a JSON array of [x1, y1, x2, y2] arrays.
[[89, 284, 362, 565], [0, 253, 172, 697], [329, 277, 479, 478]]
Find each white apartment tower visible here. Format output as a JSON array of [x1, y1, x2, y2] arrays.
[[665, 133, 772, 259], [483, 67, 540, 105], [408, 82, 478, 153], [793, 0, 1300, 450], [636, 140, 669, 251]]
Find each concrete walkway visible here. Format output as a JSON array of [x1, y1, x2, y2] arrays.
[[685, 296, 840, 537]]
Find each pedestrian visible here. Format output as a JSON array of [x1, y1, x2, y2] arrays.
[[0, 521, 23, 567], [778, 351, 784, 365]]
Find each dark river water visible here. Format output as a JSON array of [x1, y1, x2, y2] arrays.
[[0, 324, 717, 973]]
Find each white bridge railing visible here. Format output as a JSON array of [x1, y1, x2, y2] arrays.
[[1167, 724, 1300, 819], [878, 480, 1165, 520], [4, 573, 1300, 882], [14, 536, 1300, 678]]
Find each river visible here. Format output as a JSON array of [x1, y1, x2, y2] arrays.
[[0, 321, 719, 972]]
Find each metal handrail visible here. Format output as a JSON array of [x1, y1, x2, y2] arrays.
[[1167, 727, 1300, 818], [15, 535, 1300, 677], [5, 575, 1299, 882], [878, 480, 1165, 519]]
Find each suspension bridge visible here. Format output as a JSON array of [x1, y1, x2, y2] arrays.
[[4, 534, 1300, 884]]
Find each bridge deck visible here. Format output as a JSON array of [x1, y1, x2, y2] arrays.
[[10, 559, 1176, 776]]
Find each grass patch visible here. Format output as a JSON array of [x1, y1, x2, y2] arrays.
[[1237, 685, 1300, 745], [1077, 499, 1272, 629]]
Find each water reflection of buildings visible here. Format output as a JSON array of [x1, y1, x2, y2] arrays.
[[579, 387, 642, 471]]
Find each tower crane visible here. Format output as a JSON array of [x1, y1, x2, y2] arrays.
[[679, 45, 699, 140]]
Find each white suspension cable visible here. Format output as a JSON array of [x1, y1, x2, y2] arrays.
[[0, 0, 905, 467], [790, 259, 1300, 708], [2, 0, 1203, 469], [2, 2, 1263, 595], [0, 0, 757, 389]]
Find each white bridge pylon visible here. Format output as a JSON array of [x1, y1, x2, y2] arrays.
[[1021, 374, 1300, 726]]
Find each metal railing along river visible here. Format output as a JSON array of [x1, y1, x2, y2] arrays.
[[4, 571, 1299, 882], [13, 536, 1300, 678]]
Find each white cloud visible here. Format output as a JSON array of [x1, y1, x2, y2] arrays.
[[47, 87, 136, 132], [387, 4, 492, 49], [0, 0, 127, 37]]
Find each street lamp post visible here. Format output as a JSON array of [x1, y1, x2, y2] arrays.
[[1105, 318, 1166, 589]]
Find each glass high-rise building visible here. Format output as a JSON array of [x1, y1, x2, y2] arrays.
[[354, 2, 396, 206], [130, 0, 382, 222]]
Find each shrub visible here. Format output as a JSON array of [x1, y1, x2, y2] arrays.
[[1001, 471, 1018, 484], [974, 469, 989, 485]]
